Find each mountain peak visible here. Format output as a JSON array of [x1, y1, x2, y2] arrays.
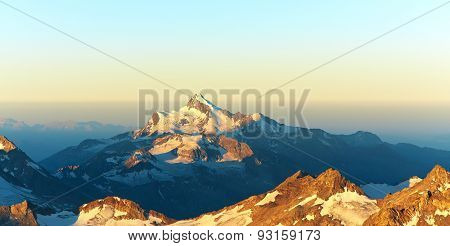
[[0, 136, 17, 153], [315, 168, 364, 195], [186, 93, 220, 113], [424, 164, 449, 183]]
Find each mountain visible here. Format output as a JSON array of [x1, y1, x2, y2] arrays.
[[74, 196, 174, 226], [173, 169, 379, 226], [0, 136, 61, 197], [364, 165, 449, 226], [0, 118, 131, 161], [0, 201, 38, 226], [40, 132, 132, 172], [0, 135, 90, 213], [73, 165, 448, 226], [44, 94, 450, 219]]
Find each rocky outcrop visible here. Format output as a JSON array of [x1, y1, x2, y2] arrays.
[[0, 136, 17, 153], [149, 133, 254, 163], [0, 201, 38, 226], [364, 165, 449, 226], [218, 135, 253, 161], [75, 197, 173, 226], [124, 150, 156, 169]]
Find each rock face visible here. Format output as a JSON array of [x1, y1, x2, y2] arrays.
[[0, 136, 16, 153], [0, 201, 38, 226], [217, 135, 253, 161], [74, 197, 173, 226], [364, 165, 450, 226], [172, 169, 379, 226]]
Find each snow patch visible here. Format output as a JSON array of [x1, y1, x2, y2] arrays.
[[114, 210, 127, 217], [74, 206, 152, 226], [435, 209, 449, 217], [438, 182, 450, 192], [304, 214, 315, 221], [173, 205, 253, 226], [255, 191, 280, 206], [320, 189, 379, 226], [425, 215, 435, 226], [289, 194, 318, 211], [37, 211, 77, 226], [405, 212, 420, 226]]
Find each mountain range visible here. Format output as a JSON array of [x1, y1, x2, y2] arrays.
[[0, 94, 449, 225], [0, 118, 131, 161]]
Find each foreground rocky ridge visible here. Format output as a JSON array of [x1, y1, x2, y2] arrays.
[[73, 165, 449, 226], [172, 169, 379, 226]]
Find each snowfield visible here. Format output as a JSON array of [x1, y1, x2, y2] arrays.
[[319, 189, 379, 226], [173, 206, 253, 226]]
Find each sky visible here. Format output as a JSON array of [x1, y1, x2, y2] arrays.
[[1, 0, 450, 146]]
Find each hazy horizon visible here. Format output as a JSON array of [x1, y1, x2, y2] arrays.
[[2, 99, 450, 151]]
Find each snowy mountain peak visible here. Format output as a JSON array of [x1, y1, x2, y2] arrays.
[[134, 94, 260, 138], [0, 136, 17, 153], [188, 93, 214, 106], [75, 196, 173, 226], [185, 93, 222, 115]]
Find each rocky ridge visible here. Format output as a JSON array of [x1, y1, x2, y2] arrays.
[[0, 201, 38, 226]]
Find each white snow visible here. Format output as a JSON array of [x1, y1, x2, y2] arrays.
[[113, 210, 128, 217], [438, 182, 450, 192], [405, 212, 420, 226], [435, 209, 449, 217], [304, 214, 315, 221], [255, 191, 280, 206], [425, 215, 435, 226], [74, 205, 153, 226], [319, 189, 379, 226], [150, 137, 182, 155], [136, 94, 260, 138], [408, 177, 422, 187], [173, 205, 253, 226], [289, 194, 319, 211], [37, 211, 77, 226]]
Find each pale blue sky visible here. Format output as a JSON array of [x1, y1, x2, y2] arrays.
[[1, 1, 450, 145]]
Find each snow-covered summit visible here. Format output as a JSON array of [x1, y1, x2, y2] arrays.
[[186, 93, 220, 111], [134, 94, 260, 138]]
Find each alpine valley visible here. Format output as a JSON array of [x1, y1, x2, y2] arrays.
[[1, 94, 449, 226]]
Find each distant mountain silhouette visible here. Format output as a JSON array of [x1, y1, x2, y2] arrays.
[[0, 118, 131, 161]]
